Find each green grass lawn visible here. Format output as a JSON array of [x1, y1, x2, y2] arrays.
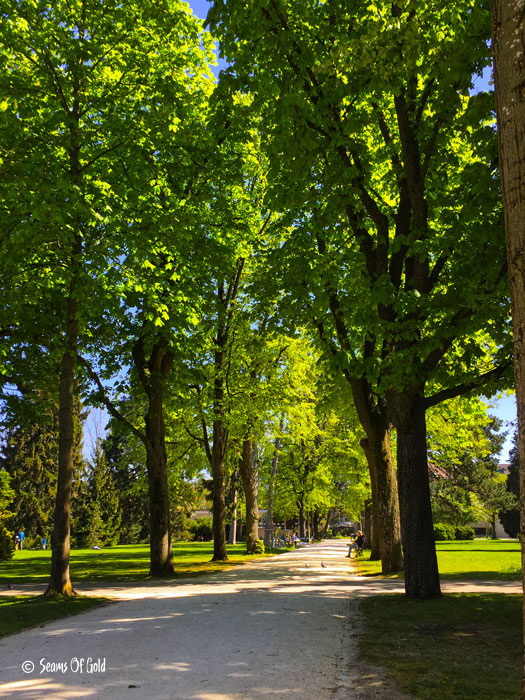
[[0, 541, 286, 586], [0, 595, 109, 638], [0, 542, 287, 639], [356, 538, 521, 580], [359, 593, 521, 700]]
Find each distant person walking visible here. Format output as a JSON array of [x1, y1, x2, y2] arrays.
[[42, 537, 47, 550], [17, 529, 25, 550]]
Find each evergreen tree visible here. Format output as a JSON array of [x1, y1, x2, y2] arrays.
[[1, 391, 85, 546], [77, 440, 121, 547], [102, 419, 149, 545], [0, 470, 15, 560], [1, 406, 58, 544]]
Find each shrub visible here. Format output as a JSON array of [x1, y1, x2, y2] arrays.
[[433, 523, 456, 541], [454, 525, 475, 540], [249, 538, 265, 554], [0, 526, 14, 560]]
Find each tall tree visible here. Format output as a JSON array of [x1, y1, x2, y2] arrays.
[[209, 0, 511, 597], [0, 0, 216, 584], [1, 397, 59, 542], [0, 470, 15, 560], [82, 440, 121, 547], [491, 2, 525, 691], [102, 416, 150, 545]]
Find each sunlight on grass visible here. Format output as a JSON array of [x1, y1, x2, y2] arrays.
[[0, 542, 286, 585], [355, 539, 521, 580]]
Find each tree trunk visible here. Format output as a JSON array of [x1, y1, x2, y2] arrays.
[[298, 502, 305, 538], [145, 370, 174, 577], [491, 3, 525, 695], [209, 272, 244, 563], [237, 502, 243, 542], [211, 329, 228, 561], [229, 471, 238, 545], [46, 101, 83, 596], [312, 508, 320, 539], [321, 508, 333, 537], [363, 498, 373, 551], [239, 437, 259, 552], [131, 338, 175, 577], [229, 503, 237, 545], [364, 453, 381, 560], [360, 424, 403, 572], [264, 427, 282, 547], [394, 390, 441, 599], [351, 381, 403, 572], [491, 514, 497, 540], [46, 255, 80, 597], [211, 418, 228, 561]]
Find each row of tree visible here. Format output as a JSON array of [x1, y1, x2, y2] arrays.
[[2, 387, 516, 551], [207, 0, 513, 598], [0, 341, 370, 550], [0, 0, 519, 606]]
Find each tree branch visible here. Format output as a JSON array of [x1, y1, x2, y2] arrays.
[[425, 362, 512, 409], [78, 355, 149, 447], [189, 384, 212, 464]]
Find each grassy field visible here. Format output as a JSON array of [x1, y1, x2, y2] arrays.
[[0, 542, 287, 638], [0, 541, 286, 586], [0, 595, 109, 638], [360, 593, 521, 700], [356, 538, 521, 580]]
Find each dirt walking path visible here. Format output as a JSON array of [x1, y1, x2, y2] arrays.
[[0, 540, 519, 699]]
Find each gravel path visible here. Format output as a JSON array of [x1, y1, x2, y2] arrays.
[[0, 540, 519, 699]]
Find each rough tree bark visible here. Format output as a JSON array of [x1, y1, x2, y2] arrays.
[[312, 508, 320, 539], [491, 1, 525, 694], [298, 502, 306, 538], [360, 442, 381, 561], [46, 95, 83, 596], [264, 422, 283, 548], [46, 234, 81, 597], [211, 414, 228, 561], [321, 508, 333, 537], [363, 499, 373, 552], [143, 347, 174, 576], [239, 438, 260, 552], [352, 381, 403, 573], [84, 335, 175, 577], [228, 469, 239, 545], [211, 293, 230, 561], [132, 338, 175, 577], [210, 265, 244, 561], [392, 390, 441, 599]]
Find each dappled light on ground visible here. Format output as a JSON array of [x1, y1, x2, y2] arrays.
[[0, 678, 95, 698], [0, 541, 519, 699]]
